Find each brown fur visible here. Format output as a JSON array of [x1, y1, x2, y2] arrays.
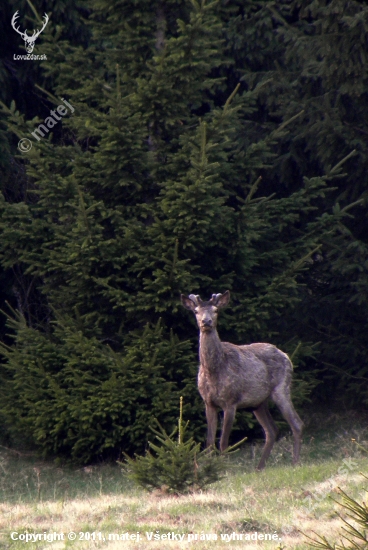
[[181, 290, 303, 470]]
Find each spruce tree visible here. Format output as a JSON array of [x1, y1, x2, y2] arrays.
[[305, 475, 368, 549], [123, 397, 228, 494], [0, 0, 365, 462], [271, 0, 368, 406], [219, 0, 368, 406]]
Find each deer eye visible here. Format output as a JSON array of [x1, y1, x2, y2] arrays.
[[194, 308, 199, 314], [213, 307, 218, 312]]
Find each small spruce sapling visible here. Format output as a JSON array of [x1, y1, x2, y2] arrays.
[[305, 473, 368, 549], [122, 397, 245, 494]]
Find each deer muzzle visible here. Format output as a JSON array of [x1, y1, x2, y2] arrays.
[[200, 319, 213, 331]]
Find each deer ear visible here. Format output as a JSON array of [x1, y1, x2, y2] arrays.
[[181, 294, 197, 311], [215, 290, 230, 308]]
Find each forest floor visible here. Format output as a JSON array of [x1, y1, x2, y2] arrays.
[[1, 410, 368, 550]]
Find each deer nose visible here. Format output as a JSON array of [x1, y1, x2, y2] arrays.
[[202, 318, 213, 327]]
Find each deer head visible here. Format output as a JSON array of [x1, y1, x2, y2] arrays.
[[181, 291, 230, 332], [11, 11, 49, 54]]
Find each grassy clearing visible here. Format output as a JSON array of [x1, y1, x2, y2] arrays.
[[1, 411, 368, 549]]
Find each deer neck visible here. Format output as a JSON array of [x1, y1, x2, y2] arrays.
[[199, 329, 224, 372]]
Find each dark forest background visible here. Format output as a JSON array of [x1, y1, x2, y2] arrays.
[[0, 0, 367, 464]]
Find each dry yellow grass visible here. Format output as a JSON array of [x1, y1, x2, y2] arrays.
[[1, 451, 367, 550], [2, 413, 368, 549]]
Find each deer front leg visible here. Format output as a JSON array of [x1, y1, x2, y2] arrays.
[[220, 407, 236, 451], [205, 403, 218, 448]]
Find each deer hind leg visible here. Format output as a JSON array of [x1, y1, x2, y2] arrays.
[[253, 401, 279, 470], [220, 406, 236, 451], [271, 387, 304, 465], [205, 403, 218, 448]]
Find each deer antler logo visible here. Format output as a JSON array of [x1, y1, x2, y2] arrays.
[[11, 11, 49, 54]]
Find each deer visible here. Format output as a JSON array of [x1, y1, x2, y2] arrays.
[[181, 290, 303, 470], [11, 11, 49, 54]]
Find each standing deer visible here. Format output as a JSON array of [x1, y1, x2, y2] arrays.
[[181, 290, 303, 470]]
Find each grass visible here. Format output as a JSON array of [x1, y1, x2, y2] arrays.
[[0, 410, 368, 549]]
